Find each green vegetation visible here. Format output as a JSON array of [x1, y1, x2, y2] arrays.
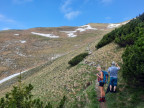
[[122, 36, 144, 87], [106, 68, 144, 108], [68, 52, 89, 66], [95, 12, 144, 107], [67, 65, 99, 108], [96, 13, 144, 48], [96, 30, 117, 49], [96, 12, 144, 87], [106, 84, 144, 108], [0, 82, 66, 108], [68, 82, 99, 108], [115, 20, 144, 47]]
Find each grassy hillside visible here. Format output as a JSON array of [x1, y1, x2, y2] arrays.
[[0, 41, 124, 108], [0, 22, 121, 106], [1, 20, 143, 108], [0, 24, 109, 106], [0, 23, 110, 80]]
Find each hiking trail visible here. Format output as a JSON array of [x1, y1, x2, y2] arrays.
[[95, 79, 107, 108]]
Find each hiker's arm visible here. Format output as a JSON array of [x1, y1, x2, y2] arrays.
[[116, 63, 120, 69], [96, 72, 103, 79]]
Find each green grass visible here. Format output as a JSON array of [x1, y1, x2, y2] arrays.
[[66, 82, 99, 108], [86, 84, 99, 108], [105, 66, 144, 108], [64, 63, 99, 108], [106, 84, 144, 108]]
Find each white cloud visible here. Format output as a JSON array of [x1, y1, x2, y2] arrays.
[[0, 14, 15, 23], [13, 0, 33, 4], [61, 0, 72, 13], [60, 0, 81, 20], [65, 11, 80, 20]]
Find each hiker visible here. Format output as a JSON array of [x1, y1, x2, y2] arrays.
[[108, 61, 120, 93], [96, 66, 106, 102]]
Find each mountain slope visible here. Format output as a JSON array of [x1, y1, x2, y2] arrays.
[[0, 23, 111, 81], [0, 22, 129, 81], [0, 21, 133, 107]]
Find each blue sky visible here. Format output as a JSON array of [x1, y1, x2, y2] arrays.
[[0, 0, 144, 30]]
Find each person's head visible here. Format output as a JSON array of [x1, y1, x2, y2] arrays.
[[111, 61, 116, 66], [97, 65, 102, 72]]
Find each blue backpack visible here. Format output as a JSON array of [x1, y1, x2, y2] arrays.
[[101, 70, 109, 84]]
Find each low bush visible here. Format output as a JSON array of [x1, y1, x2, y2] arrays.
[[96, 30, 116, 49], [0, 83, 66, 108], [96, 12, 144, 49], [68, 53, 89, 66], [122, 36, 144, 87]]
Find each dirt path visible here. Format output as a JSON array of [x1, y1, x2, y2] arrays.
[[95, 79, 107, 108]]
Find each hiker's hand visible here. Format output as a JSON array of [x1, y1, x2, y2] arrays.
[[96, 74, 99, 77]]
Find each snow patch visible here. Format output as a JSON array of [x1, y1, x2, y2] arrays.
[[122, 21, 129, 25], [51, 54, 63, 60], [107, 21, 129, 29], [61, 24, 97, 37], [107, 24, 121, 29], [0, 53, 66, 84], [14, 34, 20, 36], [79, 25, 97, 31], [61, 31, 77, 37], [16, 52, 26, 57], [31, 32, 59, 38], [20, 40, 26, 44], [0, 70, 28, 84]]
